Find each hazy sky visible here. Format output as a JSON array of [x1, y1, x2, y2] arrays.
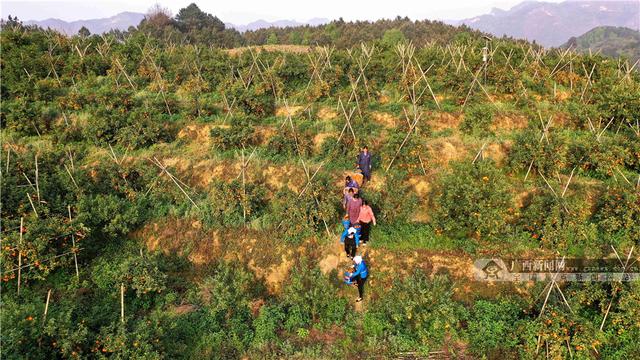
[[1, 0, 566, 23]]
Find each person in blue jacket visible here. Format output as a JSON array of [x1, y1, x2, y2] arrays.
[[341, 225, 359, 259], [346, 255, 368, 302]]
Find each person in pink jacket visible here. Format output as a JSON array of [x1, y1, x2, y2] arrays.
[[357, 200, 376, 245]]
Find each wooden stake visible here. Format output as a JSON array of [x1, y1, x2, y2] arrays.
[[43, 289, 52, 324], [120, 284, 125, 323], [151, 157, 200, 210], [64, 164, 79, 190], [35, 154, 40, 202], [6, 147, 10, 173], [472, 142, 488, 164], [68, 205, 79, 280], [561, 166, 577, 198], [241, 147, 247, 223], [18, 217, 23, 295], [26, 193, 39, 217]]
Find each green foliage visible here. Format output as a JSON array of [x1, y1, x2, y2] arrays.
[[593, 185, 640, 244], [187, 261, 262, 358], [564, 26, 640, 64], [364, 272, 467, 355], [83, 86, 174, 148], [267, 173, 338, 243], [461, 104, 495, 136], [433, 160, 513, 240], [467, 299, 522, 356], [266, 128, 313, 160], [281, 262, 348, 331], [509, 128, 568, 178], [209, 116, 257, 150], [202, 179, 268, 227], [251, 304, 285, 349], [2, 18, 640, 360], [365, 170, 419, 223], [381, 29, 407, 47], [92, 252, 168, 297], [77, 194, 144, 240], [230, 81, 276, 118]]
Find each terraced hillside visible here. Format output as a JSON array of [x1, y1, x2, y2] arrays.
[[1, 19, 640, 359]]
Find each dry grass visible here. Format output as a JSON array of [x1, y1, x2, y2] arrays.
[[491, 114, 528, 131], [317, 106, 337, 120], [429, 112, 463, 131], [371, 111, 397, 128]]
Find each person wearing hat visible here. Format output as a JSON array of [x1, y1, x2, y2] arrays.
[[341, 226, 359, 259], [346, 255, 368, 302]]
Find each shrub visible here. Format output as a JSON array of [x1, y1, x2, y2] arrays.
[[518, 185, 598, 255], [281, 262, 348, 332], [467, 299, 522, 356], [364, 272, 467, 355], [267, 174, 338, 243], [508, 128, 568, 178], [566, 133, 629, 180], [230, 81, 276, 118], [209, 116, 257, 151], [432, 160, 512, 240], [461, 104, 494, 136], [364, 170, 419, 223], [266, 128, 313, 160], [251, 304, 285, 349], [593, 185, 640, 244], [202, 179, 268, 228]]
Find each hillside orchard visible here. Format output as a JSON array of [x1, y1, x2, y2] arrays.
[[1, 9, 640, 359]]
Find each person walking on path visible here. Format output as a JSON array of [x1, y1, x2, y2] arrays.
[[356, 146, 372, 184], [357, 200, 376, 246], [346, 255, 368, 302], [347, 193, 362, 225], [344, 175, 359, 192], [342, 227, 359, 258], [343, 188, 355, 210], [339, 214, 350, 242]]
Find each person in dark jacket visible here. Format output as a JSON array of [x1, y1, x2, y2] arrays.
[[344, 175, 359, 191], [346, 255, 368, 302], [356, 146, 372, 184], [342, 226, 359, 258]]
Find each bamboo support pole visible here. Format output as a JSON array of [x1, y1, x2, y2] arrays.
[[18, 217, 23, 295], [43, 289, 52, 324], [120, 284, 125, 323], [35, 154, 40, 202], [69, 206, 79, 280]]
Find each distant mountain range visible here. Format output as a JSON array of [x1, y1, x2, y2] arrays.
[[563, 26, 640, 62], [24, 12, 145, 35], [451, 0, 640, 47], [15, 1, 640, 49], [21, 11, 329, 35], [227, 18, 330, 32]]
